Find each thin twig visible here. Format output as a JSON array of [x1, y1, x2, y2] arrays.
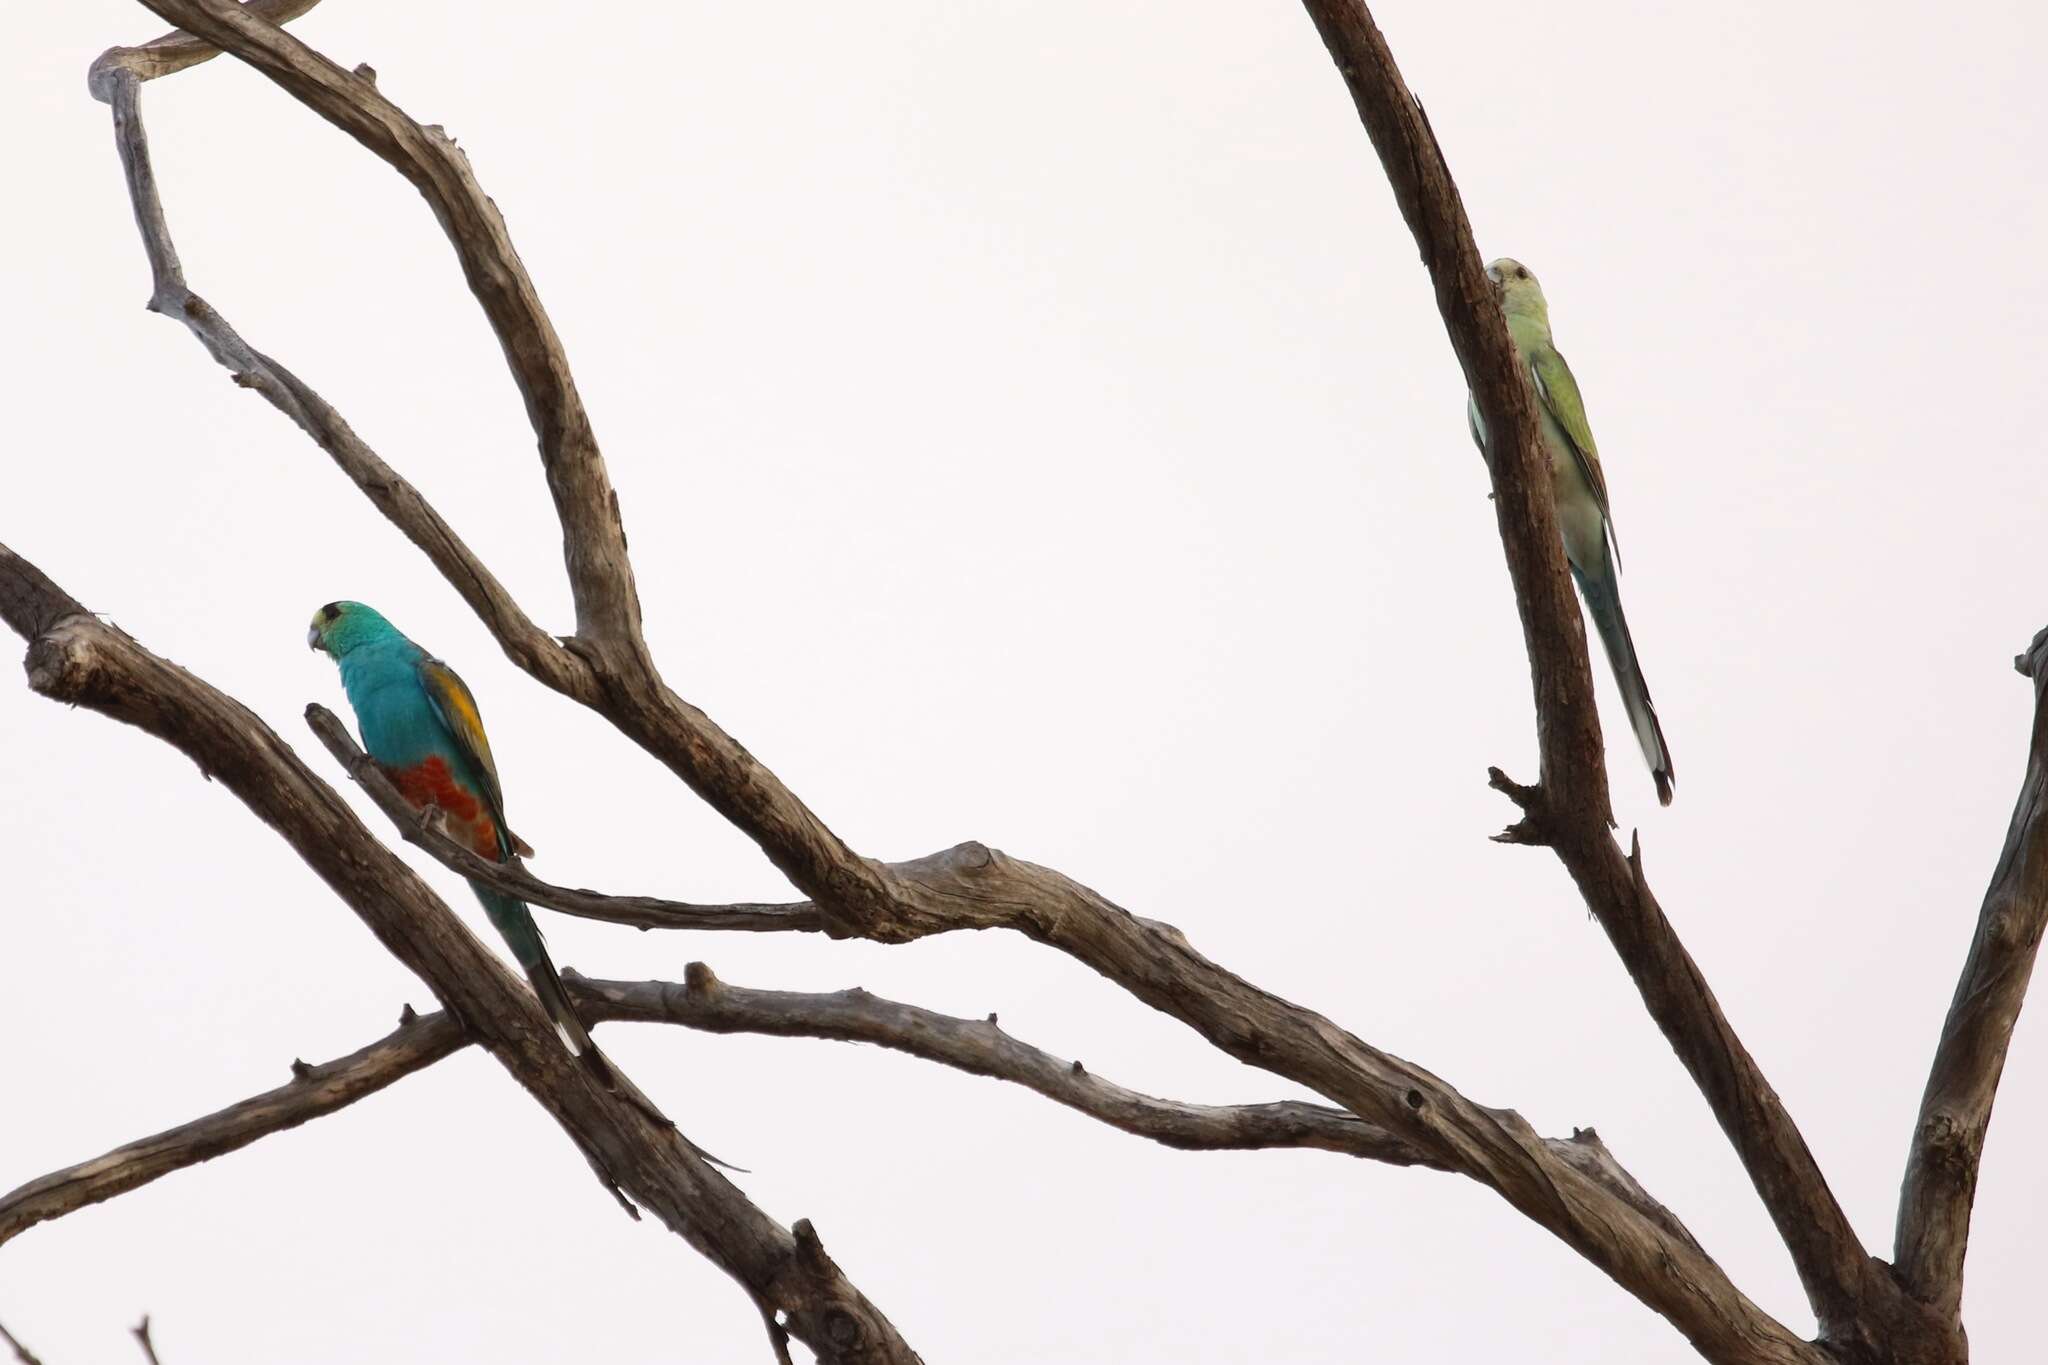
[[131, 1318, 163, 1365], [0, 1322, 45, 1365], [306, 707, 820, 933]]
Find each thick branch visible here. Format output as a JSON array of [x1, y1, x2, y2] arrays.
[[1293, 2, 1901, 1345], [0, 549, 916, 1365], [127, 0, 641, 646], [1297, 1, 1602, 817], [1894, 627, 2048, 1312]]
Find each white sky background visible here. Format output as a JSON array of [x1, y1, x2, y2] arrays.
[[4, 1, 2046, 1360]]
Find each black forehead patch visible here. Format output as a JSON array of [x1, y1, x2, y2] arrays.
[[319, 602, 343, 623]]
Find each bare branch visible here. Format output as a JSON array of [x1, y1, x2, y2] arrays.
[[592, 967, 1446, 1168], [0, 1008, 463, 1248], [0, 966, 1448, 1252], [1895, 626, 2048, 1313], [305, 706, 822, 933], [0, 548, 917, 1365], [127, 0, 641, 646], [85, 52, 595, 702]]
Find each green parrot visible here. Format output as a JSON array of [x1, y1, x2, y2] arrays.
[[1467, 258, 1674, 806]]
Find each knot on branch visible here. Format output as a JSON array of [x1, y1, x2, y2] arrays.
[[24, 621, 102, 702], [684, 961, 721, 996], [941, 840, 994, 874], [1914, 1110, 1973, 1168]]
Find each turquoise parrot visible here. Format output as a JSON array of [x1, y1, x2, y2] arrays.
[[308, 601, 612, 1080], [1467, 258, 1675, 806]]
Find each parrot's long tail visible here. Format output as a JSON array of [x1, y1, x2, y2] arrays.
[[473, 883, 614, 1088], [470, 883, 749, 1172], [1574, 564, 1676, 807]]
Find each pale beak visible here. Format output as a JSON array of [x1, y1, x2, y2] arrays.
[[307, 625, 323, 651], [1485, 264, 1503, 285]]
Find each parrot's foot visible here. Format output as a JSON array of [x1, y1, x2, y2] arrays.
[[413, 803, 451, 841]]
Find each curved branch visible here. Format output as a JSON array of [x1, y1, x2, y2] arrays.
[[128, 0, 640, 646], [86, 46, 596, 703], [590, 967, 1445, 1167], [1895, 626, 2048, 1312]]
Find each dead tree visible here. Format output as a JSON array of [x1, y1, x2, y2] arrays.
[[3, 3, 2040, 1363]]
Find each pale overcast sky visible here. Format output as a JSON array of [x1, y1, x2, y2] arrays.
[[5, 2, 2047, 1361]]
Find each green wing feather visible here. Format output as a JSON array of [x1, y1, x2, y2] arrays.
[[416, 657, 531, 857], [1529, 344, 1622, 568]]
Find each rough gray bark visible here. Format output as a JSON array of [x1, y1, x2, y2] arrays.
[[3, 1, 2037, 1362]]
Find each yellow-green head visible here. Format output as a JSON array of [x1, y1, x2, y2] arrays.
[[1486, 257, 1551, 335]]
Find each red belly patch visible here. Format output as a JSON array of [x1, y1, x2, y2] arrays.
[[383, 756, 502, 859]]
